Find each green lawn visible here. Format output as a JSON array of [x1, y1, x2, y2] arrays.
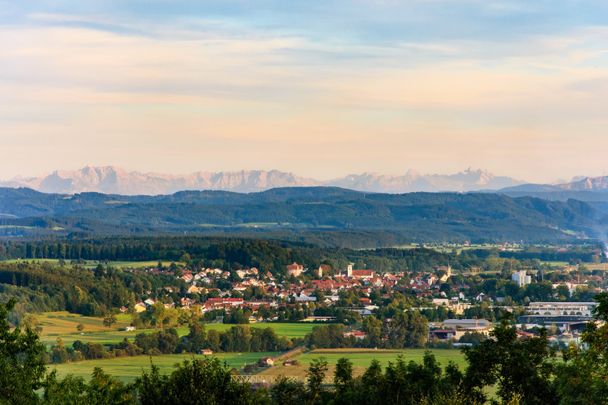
[[50, 352, 278, 383]]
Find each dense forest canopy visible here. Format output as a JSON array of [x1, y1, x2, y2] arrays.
[[1, 186, 607, 244], [0, 236, 600, 269]]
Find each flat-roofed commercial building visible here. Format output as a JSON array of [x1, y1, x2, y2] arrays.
[[440, 319, 492, 339], [518, 302, 597, 328], [527, 302, 596, 317]]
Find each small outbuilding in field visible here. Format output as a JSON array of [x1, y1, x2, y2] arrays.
[[258, 357, 274, 367]]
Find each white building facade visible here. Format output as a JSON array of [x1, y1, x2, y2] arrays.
[[512, 270, 532, 287]]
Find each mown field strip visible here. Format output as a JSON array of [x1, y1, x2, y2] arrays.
[[51, 352, 278, 383]]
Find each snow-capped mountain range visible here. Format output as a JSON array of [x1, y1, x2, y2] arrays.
[[501, 175, 608, 194], [0, 166, 525, 195]]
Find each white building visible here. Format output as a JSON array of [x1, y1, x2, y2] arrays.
[[293, 293, 317, 303], [527, 302, 597, 317], [432, 298, 471, 315], [441, 319, 492, 339], [512, 270, 532, 287]]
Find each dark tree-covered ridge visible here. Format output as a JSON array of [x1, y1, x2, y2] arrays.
[[1, 186, 605, 243]]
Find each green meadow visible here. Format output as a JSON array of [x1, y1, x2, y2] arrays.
[[51, 352, 278, 383], [38, 312, 132, 336], [37, 312, 316, 346], [1, 259, 182, 269], [299, 348, 466, 369], [259, 348, 466, 381]]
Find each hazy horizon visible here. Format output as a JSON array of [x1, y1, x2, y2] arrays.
[[2, 1, 608, 183], [0, 163, 598, 185]]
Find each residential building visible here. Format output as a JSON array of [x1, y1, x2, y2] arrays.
[[286, 262, 304, 277], [343, 330, 367, 340], [345, 263, 375, 279], [512, 270, 531, 287]]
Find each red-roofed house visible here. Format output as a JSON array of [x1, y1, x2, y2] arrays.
[[345, 263, 375, 279], [352, 270, 375, 279], [344, 330, 367, 340], [286, 262, 304, 277], [204, 297, 244, 310]]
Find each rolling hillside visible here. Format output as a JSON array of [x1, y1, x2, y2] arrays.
[[0, 187, 605, 243]]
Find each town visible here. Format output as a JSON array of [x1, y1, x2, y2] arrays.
[[121, 253, 605, 350]]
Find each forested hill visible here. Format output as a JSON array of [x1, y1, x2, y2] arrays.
[[0, 186, 606, 243]]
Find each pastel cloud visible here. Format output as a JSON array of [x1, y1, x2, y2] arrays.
[[1, 1, 608, 182]]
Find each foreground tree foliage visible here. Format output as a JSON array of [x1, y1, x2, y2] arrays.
[[43, 368, 135, 405], [0, 299, 46, 405], [462, 314, 558, 404], [136, 358, 265, 405], [553, 292, 608, 404], [4, 295, 608, 403]]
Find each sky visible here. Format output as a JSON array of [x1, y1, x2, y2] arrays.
[[2, 1, 608, 183]]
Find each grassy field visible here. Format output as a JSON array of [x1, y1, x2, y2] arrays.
[[50, 348, 466, 384], [584, 263, 608, 271], [38, 312, 132, 337], [51, 352, 278, 383], [540, 261, 570, 268], [259, 348, 466, 381], [385, 243, 521, 254], [37, 312, 316, 346], [1, 259, 182, 269]]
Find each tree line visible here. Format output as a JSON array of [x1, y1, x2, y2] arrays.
[[5, 293, 608, 403], [48, 323, 295, 365], [0, 236, 463, 274], [0, 261, 182, 319], [47, 314, 431, 365], [305, 311, 429, 349]]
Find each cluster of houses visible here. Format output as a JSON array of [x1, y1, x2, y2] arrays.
[[128, 261, 453, 319], [126, 259, 606, 347]]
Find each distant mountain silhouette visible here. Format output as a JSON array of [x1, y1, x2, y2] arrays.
[[499, 176, 608, 201], [0, 166, 523, 195]]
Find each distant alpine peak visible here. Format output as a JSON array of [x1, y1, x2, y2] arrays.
[[559, 175, 608, 191], [499, 174, 608, 195], [0, 165, 523, 195]]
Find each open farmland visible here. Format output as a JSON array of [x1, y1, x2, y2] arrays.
[[585, 263, 608, 271], [36, 312, 316, 346], [51, 352, 278, 383], [258, 348, 466, 381], [1, 258, 183, 269], [38, 312, 132, 336]]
